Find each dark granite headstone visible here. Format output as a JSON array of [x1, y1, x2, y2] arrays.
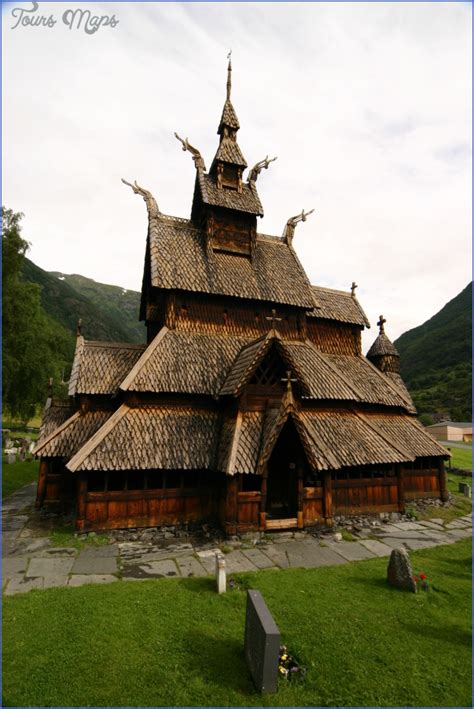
[[244, 589, 281, 694]]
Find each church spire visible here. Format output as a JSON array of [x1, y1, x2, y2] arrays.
[[226, 51, 232, 100]]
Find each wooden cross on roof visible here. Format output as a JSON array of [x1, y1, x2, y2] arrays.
[[351, 281, 358, 297], [281, 370, 297, 391], [265, 309, 282, 330], [377, 315, 386, 334]]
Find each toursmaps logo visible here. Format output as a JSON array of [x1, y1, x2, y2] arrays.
[[11, 1, 119, 34]]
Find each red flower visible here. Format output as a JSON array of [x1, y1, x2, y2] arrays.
[[420, 573, 427, 580]]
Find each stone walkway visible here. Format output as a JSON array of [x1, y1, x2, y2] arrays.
[[2, 483, 472, 595]]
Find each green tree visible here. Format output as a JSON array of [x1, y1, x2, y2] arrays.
[[2, 208, 73, 422]]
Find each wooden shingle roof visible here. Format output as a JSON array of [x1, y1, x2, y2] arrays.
[[120, 327, 251, 396], [147, 215, 314, 307], [68, 337, 146, 396], [37, 399, 76, 447], [367, 332, 399, 357], [197, 173, 262, 214], [213, 139, 247, 167], [216, 403, 446, 477], [67, 405, 220, 472], [33, 410, 112, 458], [308, 286, 370, 327]]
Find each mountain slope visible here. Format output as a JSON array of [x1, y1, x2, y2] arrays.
[[394, 283, 472, 421], [22, 259, 144, 344]]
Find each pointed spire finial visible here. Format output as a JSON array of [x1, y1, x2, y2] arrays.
[[76, 318, 82, 337], [351, 281, 358, 297], [226, 50, 232, 100], [377, 315, 386, 334]]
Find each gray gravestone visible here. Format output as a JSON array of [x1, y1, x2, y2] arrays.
[[387, 547, 417, 593], [244, 589, 281, 694], [458, 482, 472, 498]]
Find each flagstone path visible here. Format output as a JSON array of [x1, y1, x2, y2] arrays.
[[2, 483, 472, 595]]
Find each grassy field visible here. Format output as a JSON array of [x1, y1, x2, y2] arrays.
[[2, 458, 39, 498], [3, 539, 471, 708], [447, 446, 472, 472]]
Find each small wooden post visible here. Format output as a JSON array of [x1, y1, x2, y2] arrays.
[[260, 471, 268, 530], [438, 459, 449, 502], [225, 476, 239, 534], [35, 459, 48, 509], [297, 468, 304, 529], [397, 465, 405, 514], [323, 471, 333, 526], [75, 474, 87, 532]]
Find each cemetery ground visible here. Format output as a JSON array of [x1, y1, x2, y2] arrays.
[[2, 442, 472, 706], [2, 538, 471, 707]]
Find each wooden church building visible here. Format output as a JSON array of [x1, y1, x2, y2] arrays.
[[34, 60, 449, 534]]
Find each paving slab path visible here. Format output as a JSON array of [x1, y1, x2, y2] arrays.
[[2, 483, 472, 595]]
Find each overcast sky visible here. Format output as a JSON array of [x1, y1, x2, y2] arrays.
[[3, 1, 472, 351]]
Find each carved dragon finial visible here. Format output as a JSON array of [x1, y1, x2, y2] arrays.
[[227, 50, 232, 100], [248, 155, 277, 183], [121, 178, 160, 218], [174, 132, 206, 172], [282, 208, 315, 245]]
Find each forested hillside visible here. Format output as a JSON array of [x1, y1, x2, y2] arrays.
[[24, 260, 144, 344], [394, 283, 472, 422]]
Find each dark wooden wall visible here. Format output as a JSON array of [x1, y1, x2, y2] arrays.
[[306, 320, 361, 355]]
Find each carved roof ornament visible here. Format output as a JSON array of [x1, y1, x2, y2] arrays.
[[76, 318, 83, 337], [265, 309, 282, 331], [282, 208, 315, 245], [351, 281, 358, 297], [281, 370, 298, 409], [377, 315, 387, 335], [248, 155, 277, 183], [121, 178, 160, 218], [174, 132, 206, 172]]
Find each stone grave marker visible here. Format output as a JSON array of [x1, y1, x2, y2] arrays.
[[458, 482, 472, 498], [7, 452, 16, 465], [215, 553, 226, 593], [387, 547, 417, 592], [244, 589, 280, 693]]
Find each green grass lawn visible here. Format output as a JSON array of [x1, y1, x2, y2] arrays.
[[448, 446, 472, 472], [2, 458, 39, 498], [3, 539, 471, 707]]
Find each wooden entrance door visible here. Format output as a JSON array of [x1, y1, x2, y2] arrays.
[[266, 420, 300, 521]]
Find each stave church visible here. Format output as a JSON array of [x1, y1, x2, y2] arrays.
[[34, 59, 449, 534]]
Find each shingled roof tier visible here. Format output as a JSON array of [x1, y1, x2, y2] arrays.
[[147, 215, 314, 307], [197, 173, 263, 215], [213, 139, 247, 167], [33, 410, 112, 459], [216, 405, 447, 477], [37, 399, 77, 447], [308, 286, 370, 327], [68, 338, 146, 396], [367, 332, 400, 357], [67, 405, 220, 472], [218, 98, 240, 132], [220, 334, 414, 411], [120, 328, 252, 395]]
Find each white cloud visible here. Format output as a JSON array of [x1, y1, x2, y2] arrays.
[[3, 1, 471, 351]]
